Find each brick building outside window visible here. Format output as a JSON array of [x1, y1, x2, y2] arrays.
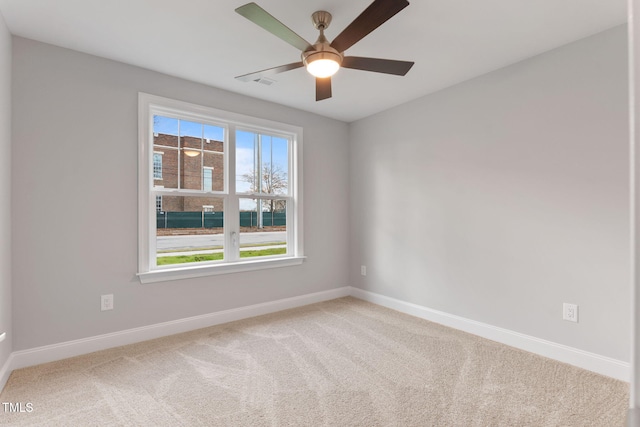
[[153, 132, 224, 214]]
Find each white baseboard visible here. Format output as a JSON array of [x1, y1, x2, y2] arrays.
[[3, 287, 350, 385], [1, 285, 629, 393], [0, 352, 14, 393], [349, 287, 630, 382]]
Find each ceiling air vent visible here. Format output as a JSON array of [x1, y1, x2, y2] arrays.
[[253, 77, 276, 86]]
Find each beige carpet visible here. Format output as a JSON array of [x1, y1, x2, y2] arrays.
[[0, 297, 629, 426]]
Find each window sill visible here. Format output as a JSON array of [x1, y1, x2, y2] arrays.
[[137, 256, 306, 284]]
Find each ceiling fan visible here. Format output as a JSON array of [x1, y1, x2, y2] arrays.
[[235, 0, 415, 101]]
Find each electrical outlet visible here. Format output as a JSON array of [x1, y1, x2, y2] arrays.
[[361, 265, 367, 276], [0, 332, 5, 343], [563, 303, 578, 323], [101, 294, 114, 311]]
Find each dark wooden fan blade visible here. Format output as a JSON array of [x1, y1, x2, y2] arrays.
[[341, 56, 414, 75], [316, 77, 332, 101], [330, 0, 409, 53], [236, 3, 313, 52], [235, 62, 304, 82]]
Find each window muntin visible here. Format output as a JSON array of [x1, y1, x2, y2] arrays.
[[138, 93, 303, 283]]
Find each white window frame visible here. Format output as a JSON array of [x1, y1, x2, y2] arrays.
[[138, 93, 304, 284]]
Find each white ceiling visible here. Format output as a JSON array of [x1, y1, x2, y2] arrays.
[[0, 0, 627, 122]]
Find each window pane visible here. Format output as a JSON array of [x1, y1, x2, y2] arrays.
[[154, 115, 179, 136], [180, 120, 202, 190], [203, 124, 224, 191], [153, 116, 179, 189], [239, 198, 287, 259], [156, 196, 225, 266], [236, 130, 257, 193], [236, 131, 289, 196], [204, 124, 224, 142], [269, 136, 289, 196]]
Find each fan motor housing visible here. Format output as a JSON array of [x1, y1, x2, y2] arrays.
[[302, 46, 343, 68]]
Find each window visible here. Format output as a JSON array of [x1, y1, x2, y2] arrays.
[[153, 152, 163, 179], [138, 93, 303, 283]]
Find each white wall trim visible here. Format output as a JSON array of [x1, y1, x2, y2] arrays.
[[0, 286, 350, 390], [349, 287, 630, 382], [1, 285, 629, 393], [0, 352, 14, 393]]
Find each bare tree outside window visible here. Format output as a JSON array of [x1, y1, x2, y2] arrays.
[[241, 163, 287, 212]]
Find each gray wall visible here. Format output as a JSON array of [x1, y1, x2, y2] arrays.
[[11, 37, 350, 351], [7, 25, 630, 365], [349, 26, 630, 361], [632, 0, 640, 407], [0, 12, 11, 367]]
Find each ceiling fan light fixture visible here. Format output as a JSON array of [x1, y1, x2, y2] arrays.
[[303, 50, 342, 78], [307, 58, 340, 78]]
